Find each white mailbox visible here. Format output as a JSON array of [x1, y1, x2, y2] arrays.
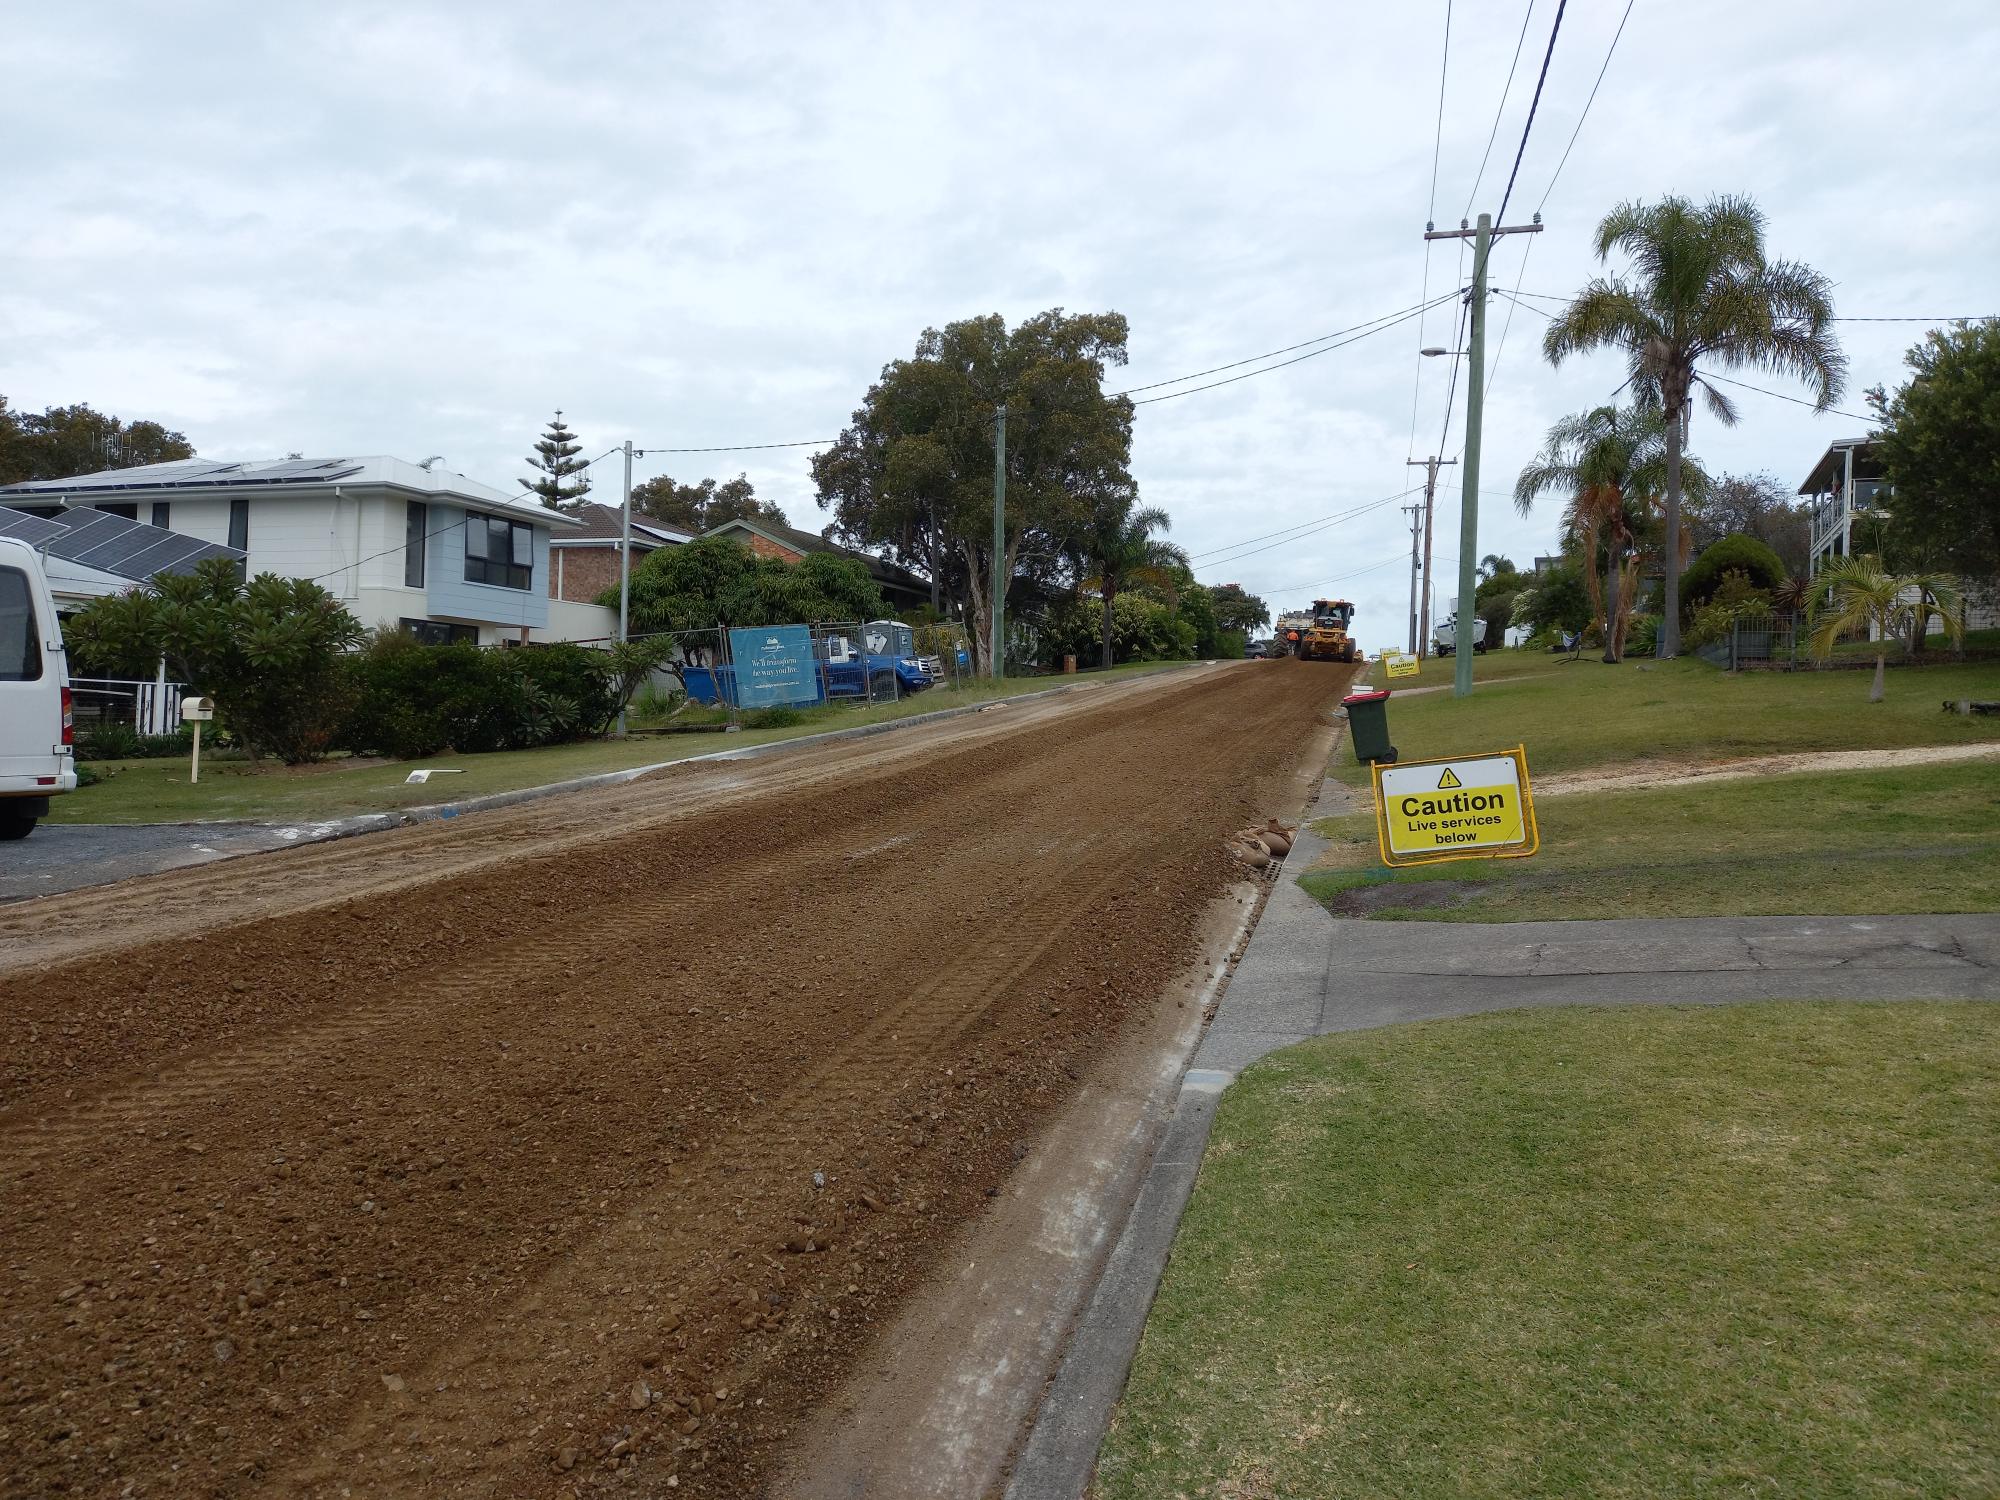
[[181, 695, 215, 722]]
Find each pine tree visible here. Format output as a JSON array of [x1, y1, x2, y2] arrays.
[[524, 409, 592, 510]]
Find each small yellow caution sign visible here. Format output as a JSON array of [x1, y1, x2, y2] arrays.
[[1372, 745, 1538, 866], [1381, 651, 1420, 680]]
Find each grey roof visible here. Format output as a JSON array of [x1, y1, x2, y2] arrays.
[[0, 456, 582, 527], [0, 504, 245, 583], [1798, 437, 1878, 495], [553, 502, 693, 547]]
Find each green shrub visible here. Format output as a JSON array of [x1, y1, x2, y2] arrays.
[[739, 705, 807, 729], [1681, 535, 1787, 619], [76, 723, 193, 760], [1626, 614, 1661, 657], [63, 559, 363, 763]]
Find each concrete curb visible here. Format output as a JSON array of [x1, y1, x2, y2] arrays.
[[1003, 822, 1325, 1500]]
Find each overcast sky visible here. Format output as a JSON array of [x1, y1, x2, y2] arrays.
[[6, 2, 1996, 650]]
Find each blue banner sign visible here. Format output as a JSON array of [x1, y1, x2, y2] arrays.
[[728, 625, 821, 708]]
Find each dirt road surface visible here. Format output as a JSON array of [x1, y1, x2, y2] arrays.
[[0, 660, 1348, 1499]]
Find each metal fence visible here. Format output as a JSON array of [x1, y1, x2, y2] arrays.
[[69, 676, 185, 734], [1694, 614, 1804, 671]]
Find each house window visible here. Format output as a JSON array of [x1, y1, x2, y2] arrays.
[[151, 501, 171, 529], [228, 497, 249, 551], [0, 567, 43, 682], [463, 514, 534, 590], [399, 617, 481, 646], [405, 501, 427, 588], [94, 502, 138, 521]]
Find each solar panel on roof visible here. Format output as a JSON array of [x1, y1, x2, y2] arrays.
[[11, 505, 246, 582], [0, 507, 74, 548]]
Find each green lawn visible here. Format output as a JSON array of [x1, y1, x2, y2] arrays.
[[1303, 760, 2000, 922], [1097, 1002, 2000, 1499], [53, 662, 1184, 825], [1341, 652, 2000, 786]]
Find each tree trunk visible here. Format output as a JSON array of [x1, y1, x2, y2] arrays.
[[1870, 652, 1886, 703], [1602, 546, 1622, 664], [1660, 394, 1686, 658], [1101, 587, 1116, 671]]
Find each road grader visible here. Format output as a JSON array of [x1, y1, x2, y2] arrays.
[[1285, 598, 1358, 663]]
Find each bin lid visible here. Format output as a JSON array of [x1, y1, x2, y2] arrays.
[[1341, 689, 1391, 705]]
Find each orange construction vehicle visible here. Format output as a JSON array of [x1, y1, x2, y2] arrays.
[[1297, 598, 1358, 663]]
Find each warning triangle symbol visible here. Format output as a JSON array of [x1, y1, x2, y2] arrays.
[[1436, 767, 1462, 789]]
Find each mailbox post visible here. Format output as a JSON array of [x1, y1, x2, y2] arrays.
[[181, 695, 215, 784]]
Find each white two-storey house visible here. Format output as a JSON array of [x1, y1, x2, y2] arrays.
[[0, 456, 614, 644]]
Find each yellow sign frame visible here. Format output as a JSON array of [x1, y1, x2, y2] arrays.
[[1371, 744, 1539, 867], [1381, 652, 1419, 680]]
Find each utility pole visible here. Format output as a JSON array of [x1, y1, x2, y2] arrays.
[[1403, 501, 1423, 656], [616, 438, 635, 734], [990, 404, 1007, 680], [1406, 455, 1457, 659], [1424, 212, 1542, 697]]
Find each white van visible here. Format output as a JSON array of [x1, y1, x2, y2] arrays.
[[0, 537, 76, 839]]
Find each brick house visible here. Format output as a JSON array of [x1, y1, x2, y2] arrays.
[[703, 517, 934, 613], [548, 503, 692, 604]]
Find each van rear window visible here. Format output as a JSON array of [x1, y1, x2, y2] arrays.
[[0, 567, 43, 682]]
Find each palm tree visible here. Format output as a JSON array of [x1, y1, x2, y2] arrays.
[[1082, 504, 1189, 670], [1478, 554, 1517, 583], [1513, 404, 1707, 663], [1808, 556, 1963, 702], [1541, 195, 1845, 658]]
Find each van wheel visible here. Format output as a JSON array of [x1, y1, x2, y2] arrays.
[[0, 812, 36, 841], [869, 668, 897, 697]]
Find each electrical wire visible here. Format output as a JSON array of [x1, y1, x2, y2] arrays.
[[1406, 0, 1454, 464], [1253, 552, 1413, 598], [1462, 0, 1539, 220], [1512, 287, 1995, 323], [1113, 293, 1461, 397], [1125, 296, 1455, 405], [1192, 489, 1423, 573], [1535, 0, 1635, 213], [1186, 490, 1418, 561], [1494, 0, 1565, 224], [1697, 371, 1878, 424], [1492, 290, 1879, 420]]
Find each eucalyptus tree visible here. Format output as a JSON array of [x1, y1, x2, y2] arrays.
[[812, 309, 1137, 671], [1541, 195, 1845, 656], [1513, 404, 1707, 662]]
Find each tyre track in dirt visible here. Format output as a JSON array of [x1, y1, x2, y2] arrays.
[[0, 659, 1350, 1499]]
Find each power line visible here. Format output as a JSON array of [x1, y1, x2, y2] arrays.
[[1698, 371, 1878, 424], [1114, 293, 1459, 397], [1462, 0, 1539, 220], [1255, 552, 1413, 598], [1512, 287, 1995, 323], [1406, 0, 1454, 464], [1491, 290, 1880, 420], [1192, 489, 1423, 573], [1126, 295, 1456, 406], [1536, 0, 1635, 212], [1494, 0, 1566, 224], [1186, 487, 1420, 561]]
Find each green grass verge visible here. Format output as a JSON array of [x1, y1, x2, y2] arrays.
[[1339, 653, 2000, 786], [1303, 760, 2000, 922], [53, 661, 1185, 825], [1098, 1001, 2000, 1500]]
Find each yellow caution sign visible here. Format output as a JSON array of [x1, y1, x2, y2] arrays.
[[1372, 746, 1539, 866], [1380, 651, 1420, 680]]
